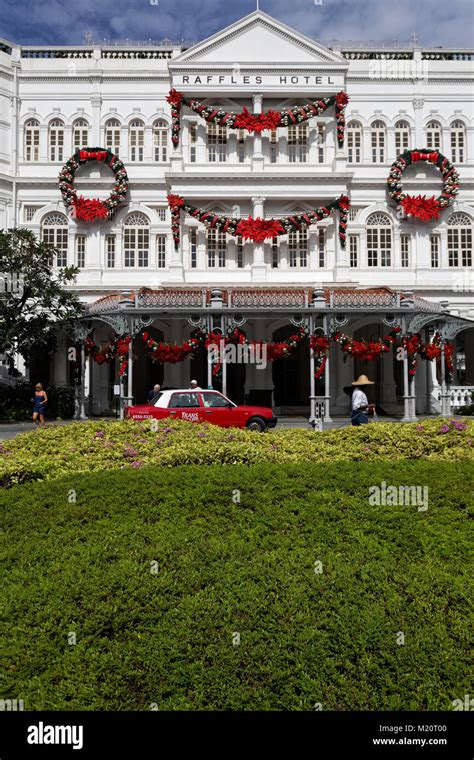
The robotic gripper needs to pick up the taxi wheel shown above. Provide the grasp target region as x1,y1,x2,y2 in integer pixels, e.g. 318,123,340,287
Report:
246,417,267,433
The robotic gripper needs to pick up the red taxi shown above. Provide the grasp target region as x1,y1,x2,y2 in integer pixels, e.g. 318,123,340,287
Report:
124,389,277,432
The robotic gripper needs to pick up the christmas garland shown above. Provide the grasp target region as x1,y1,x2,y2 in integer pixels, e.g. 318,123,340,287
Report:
387,150,460,222
85,334,131,376
309,334,330,380
402,332,454,379
141,331,204,364
333,328,401,362
166,89,349,148
59,148,129,222
141,326,308,378
136,328,455,385
167,194,350,248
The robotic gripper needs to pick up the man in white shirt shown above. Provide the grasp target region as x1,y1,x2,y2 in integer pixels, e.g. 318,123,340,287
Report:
351,375,376,426
189,379,202,390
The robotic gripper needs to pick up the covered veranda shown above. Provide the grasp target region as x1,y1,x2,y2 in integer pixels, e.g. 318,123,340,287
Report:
69,286,474,424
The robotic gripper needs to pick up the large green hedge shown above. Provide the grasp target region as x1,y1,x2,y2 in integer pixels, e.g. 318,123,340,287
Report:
2,461,472,710
0,416,472,488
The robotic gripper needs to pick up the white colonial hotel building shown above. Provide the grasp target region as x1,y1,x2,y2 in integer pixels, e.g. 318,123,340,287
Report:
0,11,473,418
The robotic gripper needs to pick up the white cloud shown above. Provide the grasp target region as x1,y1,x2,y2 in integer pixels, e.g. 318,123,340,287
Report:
2,0,473,47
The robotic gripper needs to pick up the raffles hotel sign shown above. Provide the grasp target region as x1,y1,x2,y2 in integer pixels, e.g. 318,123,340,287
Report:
172,73,346,89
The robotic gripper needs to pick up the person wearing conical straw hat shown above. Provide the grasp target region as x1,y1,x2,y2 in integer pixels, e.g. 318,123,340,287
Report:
351,375,376,426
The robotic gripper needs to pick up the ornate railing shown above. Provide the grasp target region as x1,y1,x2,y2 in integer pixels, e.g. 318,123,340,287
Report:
21,49,94,58
230,289,307,308
341,51,413,59
329,289,399,309
433,386,473,409
421,51,474,60
411,296,443,314
138,289,205,308
101,50,173,59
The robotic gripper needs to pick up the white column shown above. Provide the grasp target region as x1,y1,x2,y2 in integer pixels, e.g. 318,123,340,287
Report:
280,133,288,164
197,123,206,163
91,96,101,145
413,99,425,146
39,125,48,162
144,125,153,163
197,229,206,270
252,94,264,171
251,195,267,281
228,132,238,163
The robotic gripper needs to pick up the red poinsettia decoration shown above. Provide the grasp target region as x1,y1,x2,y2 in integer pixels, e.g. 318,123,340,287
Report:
72,196,109,222
166,88,184,106
116,337,131,357
309,335,330,354
236,217,285,243
400,195,441,221
337,195,351,211
422,344,442,361
167,194,185,211
335,91,350,107
234,107,281,134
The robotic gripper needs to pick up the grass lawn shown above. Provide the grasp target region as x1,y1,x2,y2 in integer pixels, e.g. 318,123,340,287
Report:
2,460,472,711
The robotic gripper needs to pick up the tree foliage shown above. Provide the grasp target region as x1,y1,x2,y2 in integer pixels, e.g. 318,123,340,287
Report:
0,228,84,372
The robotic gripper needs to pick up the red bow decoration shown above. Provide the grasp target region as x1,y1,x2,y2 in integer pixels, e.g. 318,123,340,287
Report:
72,196,109,222
234,107,281,134
235,217,285,243
166,88,184,106
410,151,439,164
400,195,440,221
79,150,107,162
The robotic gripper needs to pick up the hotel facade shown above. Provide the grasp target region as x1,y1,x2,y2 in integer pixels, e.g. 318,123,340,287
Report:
0,10,473,419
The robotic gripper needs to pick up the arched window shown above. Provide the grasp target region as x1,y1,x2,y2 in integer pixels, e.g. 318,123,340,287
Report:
105,119,121,155
42,213,68,267
288,124,308,163
208,123,227,163
347,121,362,163
367,212,392,266
24,119,40,162
129,120,144,162
371,121,386,163
73,119,89,151
153,119,168,163
49,119,64,162
450,121,466,163
123,213,149,267
447,213,472,267
426,120,442,151
395,120,410,154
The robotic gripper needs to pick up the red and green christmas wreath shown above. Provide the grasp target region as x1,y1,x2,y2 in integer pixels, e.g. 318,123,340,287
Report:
387,149,460,221
58,148,129,222
167,89,349,148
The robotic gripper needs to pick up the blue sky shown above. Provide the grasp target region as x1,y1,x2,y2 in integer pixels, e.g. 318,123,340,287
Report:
2,0,473,47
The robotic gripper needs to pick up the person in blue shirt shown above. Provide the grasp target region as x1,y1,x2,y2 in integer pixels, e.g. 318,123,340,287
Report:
31,383,48,427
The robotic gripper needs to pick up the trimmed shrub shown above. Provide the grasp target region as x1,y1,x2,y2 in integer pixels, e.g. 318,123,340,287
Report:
2,461,472,710
0,416,472,487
